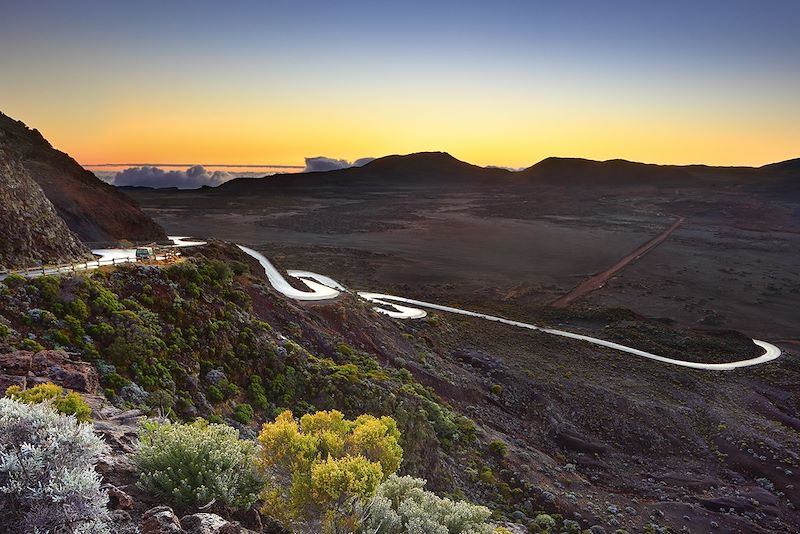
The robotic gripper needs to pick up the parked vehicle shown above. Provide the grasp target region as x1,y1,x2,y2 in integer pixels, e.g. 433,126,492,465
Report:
135,247,154,261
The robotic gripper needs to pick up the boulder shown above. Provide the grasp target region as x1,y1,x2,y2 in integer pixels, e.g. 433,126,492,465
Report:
110,510,139,534
0,373,24,395
0,349,98,393
181,513,242,534
142,506,186,534
104,484,135,510
142,506,185,534
91,400,146,489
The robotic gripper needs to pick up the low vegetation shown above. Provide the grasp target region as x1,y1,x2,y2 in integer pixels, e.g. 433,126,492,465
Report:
0,254,479,490
135,419,262,511
355,474,499,534
257,409,402,525
0,251,526,531
5,382,92,422
0,397,110,533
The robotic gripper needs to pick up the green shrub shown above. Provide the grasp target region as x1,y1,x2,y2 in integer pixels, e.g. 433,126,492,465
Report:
479,465,495,485
2,272,26,288
104,372,131,391
336,342,354,358
489,439,508,457
67,298,90,321
32,276,61,302
207,384,224,403
88,321,115,340
355,474,496,534
534,514,556,530
234,403,254,424
135,419,261,511
20,338,44,351
5,383,92,422
247,375,269,410
221,379,241,398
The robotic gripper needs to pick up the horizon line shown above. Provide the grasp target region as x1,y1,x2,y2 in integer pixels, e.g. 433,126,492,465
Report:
82,163,305,169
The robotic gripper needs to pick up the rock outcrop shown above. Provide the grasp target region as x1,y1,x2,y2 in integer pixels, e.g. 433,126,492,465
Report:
181,513,244,534
141,506,185,534
0,139,90,269
140,507,253,534
0,349,99,393
0,112,166,244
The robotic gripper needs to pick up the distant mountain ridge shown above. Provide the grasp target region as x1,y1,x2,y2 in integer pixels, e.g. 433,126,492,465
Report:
212,151,799,193
761,157,800,173
0,112,166,243
215,151,513,194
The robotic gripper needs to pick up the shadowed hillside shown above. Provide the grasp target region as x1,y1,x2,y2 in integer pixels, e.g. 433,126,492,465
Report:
0,134,90,269
0,112,166,243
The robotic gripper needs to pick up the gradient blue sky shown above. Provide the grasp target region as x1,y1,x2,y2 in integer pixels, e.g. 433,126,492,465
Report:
1,0,798,167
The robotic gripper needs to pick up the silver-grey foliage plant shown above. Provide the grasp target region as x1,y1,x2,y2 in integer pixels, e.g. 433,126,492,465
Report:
0,397,111,533
356,474,496,534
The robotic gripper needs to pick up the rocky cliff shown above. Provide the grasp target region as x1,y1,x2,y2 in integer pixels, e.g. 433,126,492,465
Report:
0,134,91,270
0,112,166,244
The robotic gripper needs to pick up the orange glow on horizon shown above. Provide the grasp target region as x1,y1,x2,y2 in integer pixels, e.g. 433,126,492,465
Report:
5,80,798,170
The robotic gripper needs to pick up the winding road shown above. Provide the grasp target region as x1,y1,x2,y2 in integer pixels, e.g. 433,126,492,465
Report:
234,244,781,371
1,237,781,371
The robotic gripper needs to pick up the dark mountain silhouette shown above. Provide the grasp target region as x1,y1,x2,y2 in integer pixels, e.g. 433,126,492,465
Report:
215,152,514,194
213,152,799,194
520,157,693,185
761,157,800,173
0,112,166,243
517,157,780,186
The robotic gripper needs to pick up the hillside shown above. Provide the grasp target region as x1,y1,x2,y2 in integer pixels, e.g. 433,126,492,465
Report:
521,157,702,186
0,132,90,269
761,157,800,174
518,156,800,189
1,242,798,533
0,112,166,243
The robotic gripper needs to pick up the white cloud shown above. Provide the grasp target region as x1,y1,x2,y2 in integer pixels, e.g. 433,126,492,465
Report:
110,165,232,189
485,165,525,172
303,156,375,173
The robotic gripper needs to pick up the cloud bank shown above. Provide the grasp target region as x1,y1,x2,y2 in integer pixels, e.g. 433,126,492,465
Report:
103,157,378,188
303,156,375,173
485,164,526,172
111,165,232,189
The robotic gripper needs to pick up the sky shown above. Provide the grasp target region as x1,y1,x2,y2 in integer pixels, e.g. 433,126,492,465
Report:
1,0,799,171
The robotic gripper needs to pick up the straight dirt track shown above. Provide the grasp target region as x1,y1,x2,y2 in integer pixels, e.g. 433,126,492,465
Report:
551,217,685,308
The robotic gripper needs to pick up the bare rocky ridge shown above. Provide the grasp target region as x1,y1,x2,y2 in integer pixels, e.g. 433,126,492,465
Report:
0,135,91,269
0,112,166,244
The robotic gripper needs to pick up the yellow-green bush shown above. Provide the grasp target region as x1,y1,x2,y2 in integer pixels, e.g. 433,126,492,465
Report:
5,383,91,422
310,455,383,504
257,409,402,523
